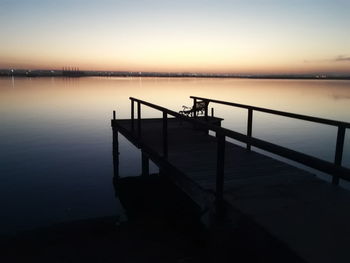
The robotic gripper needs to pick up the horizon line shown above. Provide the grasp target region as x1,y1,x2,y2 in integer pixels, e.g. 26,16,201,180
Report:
1,68,350,80
1,68,350,77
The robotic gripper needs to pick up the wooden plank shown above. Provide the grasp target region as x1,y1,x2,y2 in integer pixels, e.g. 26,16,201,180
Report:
112,117,350,263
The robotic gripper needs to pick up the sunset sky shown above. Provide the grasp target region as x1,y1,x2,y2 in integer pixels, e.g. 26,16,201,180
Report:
1,0,349,74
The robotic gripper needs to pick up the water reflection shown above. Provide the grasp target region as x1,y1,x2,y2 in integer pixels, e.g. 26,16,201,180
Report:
0,77,349,234
332,94,350,100
11,76,15,88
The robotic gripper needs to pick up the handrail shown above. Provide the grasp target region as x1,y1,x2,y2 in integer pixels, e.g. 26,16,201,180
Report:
129,97,349,180
190,96,350,128
190,95,349,185
126,96,349,203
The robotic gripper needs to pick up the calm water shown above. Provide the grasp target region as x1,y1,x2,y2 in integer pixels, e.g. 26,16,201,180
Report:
0,77,349,235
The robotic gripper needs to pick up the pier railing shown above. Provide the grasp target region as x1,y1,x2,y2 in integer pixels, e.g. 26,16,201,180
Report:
190,96,350,186
126,96,350,202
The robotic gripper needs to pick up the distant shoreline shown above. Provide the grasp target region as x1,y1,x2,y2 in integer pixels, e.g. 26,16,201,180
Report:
1,69,350,80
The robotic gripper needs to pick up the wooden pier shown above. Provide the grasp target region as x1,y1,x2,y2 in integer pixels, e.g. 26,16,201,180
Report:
111,96,350,263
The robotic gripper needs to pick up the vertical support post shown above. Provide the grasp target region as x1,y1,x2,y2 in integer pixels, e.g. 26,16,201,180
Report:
113,110,116,120
216,133,225,204
137,101,141,138
211,108,214,117
193,98,197,118
333,125,346,185
163,111,168,158
204,101,209,134
141,151,149,176
247,108,253,151
112,127,119,179
131,99,135,131
204,101,208,120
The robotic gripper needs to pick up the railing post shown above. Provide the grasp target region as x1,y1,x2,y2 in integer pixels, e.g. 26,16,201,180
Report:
137,101,141,137
113,110,116,120
131,99,135,131
193,98,197,118
247,108,253,150
204,100,208,120
163,111,168,158
216,132,225,204
333,125,346,185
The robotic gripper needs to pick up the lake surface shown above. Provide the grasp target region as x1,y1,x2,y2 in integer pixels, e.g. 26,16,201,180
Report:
0,77,349,235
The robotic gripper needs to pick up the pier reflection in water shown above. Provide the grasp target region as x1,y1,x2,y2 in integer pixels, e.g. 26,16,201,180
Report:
0,76,349,237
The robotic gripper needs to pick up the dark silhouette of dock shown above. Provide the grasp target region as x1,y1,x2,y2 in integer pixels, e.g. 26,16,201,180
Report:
111,96,350,263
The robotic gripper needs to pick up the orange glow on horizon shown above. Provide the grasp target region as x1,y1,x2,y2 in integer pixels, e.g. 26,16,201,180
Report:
1,1,349,75
1,49,350,75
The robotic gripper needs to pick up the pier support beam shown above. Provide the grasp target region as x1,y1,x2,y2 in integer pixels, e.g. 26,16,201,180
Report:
333,125,345,185
112,127,120,179
141,151,150,176
216,133,225,213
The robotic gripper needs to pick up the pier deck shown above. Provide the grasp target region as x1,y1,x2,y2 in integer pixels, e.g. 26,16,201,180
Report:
112,97,350,263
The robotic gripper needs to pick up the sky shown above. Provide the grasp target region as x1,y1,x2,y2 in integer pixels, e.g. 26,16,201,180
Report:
0,0,350,74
